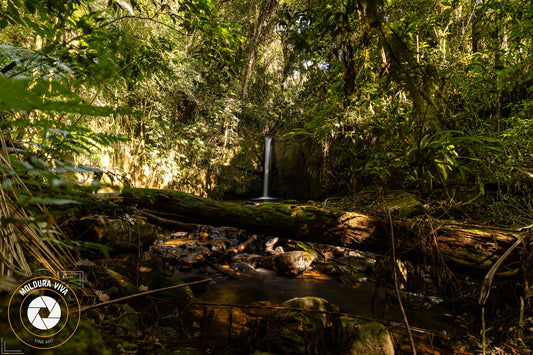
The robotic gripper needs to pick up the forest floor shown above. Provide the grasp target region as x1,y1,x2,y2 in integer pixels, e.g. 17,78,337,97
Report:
2,188,531,354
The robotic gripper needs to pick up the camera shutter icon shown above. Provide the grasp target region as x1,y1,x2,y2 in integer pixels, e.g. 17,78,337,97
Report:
27,296,62,330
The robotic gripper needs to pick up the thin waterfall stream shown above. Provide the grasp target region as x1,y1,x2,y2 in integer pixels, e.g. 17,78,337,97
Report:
256,136,277,200
262,136,272,198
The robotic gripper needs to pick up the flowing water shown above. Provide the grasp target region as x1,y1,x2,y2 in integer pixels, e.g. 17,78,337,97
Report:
153,208,469,353
262,137,272,198
175,261,464,353
254,136,277,201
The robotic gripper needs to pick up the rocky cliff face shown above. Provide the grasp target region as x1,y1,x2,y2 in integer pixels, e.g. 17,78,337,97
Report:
209,134,325,201
270,135,323,200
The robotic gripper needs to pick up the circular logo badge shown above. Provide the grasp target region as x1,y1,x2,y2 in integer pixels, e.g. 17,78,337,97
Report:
27,296,62,330
8,277,80,349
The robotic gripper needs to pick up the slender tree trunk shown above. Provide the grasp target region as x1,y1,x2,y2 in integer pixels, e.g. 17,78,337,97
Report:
361,0,438,129
241,0,278,102
241,4,260,101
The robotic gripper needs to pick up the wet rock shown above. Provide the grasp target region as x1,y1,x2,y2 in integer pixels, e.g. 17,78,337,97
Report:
232,253,263,267
340,317,395,355
231,261,256,272
265,237,279,254
278,296,340,326
257,250,316,276
274,246,285,254
241,297,394,354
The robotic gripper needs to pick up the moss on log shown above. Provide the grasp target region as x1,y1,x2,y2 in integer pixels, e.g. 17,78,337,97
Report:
120,188,521,275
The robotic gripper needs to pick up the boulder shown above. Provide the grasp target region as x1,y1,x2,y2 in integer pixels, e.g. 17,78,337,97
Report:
384,193,425,217
241,296,394,354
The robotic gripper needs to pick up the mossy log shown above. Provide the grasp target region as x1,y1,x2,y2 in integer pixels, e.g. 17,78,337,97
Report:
120,188,523,276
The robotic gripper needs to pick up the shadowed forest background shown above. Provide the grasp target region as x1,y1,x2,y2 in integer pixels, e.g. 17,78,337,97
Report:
1,0,533,353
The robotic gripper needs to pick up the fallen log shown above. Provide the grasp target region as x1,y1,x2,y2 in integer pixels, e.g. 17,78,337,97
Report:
120,188,525,276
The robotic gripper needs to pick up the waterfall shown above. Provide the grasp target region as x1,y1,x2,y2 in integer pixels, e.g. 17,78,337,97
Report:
262,137,273,198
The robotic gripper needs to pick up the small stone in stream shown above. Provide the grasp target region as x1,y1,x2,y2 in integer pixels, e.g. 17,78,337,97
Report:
206,226,222,236
265,237,279,254
211,241,227,252
329,246,346,257
257,250,316,276
241,201,259,206
169,231,188,238
231,261,255,272
232,253,262,267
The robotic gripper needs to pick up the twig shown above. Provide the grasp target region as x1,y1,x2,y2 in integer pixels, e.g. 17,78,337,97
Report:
224,234,258,257
389,208,417,355
481,306,486,355
445,222,531,233
479,237,522,305
77,278,212,313
134,208,199,232
205,261,243,282
478,235,522,355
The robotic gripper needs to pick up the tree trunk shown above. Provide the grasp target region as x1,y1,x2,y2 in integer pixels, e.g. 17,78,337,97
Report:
120,188,523,277
241,0,278,102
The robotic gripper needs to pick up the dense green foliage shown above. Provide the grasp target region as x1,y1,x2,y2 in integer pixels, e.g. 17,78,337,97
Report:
1,0,532,220
0,3,532,353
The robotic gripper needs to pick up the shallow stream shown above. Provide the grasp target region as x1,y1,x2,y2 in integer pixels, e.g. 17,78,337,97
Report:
153,229,469,353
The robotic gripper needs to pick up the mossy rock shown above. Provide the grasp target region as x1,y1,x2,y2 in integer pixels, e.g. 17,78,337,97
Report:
243,297,394,354
340,317,395,355
384,193,424,217
105,268,139,298
277,296,339,327
138,253,193,300
242,297,339,354
117,304,140,333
